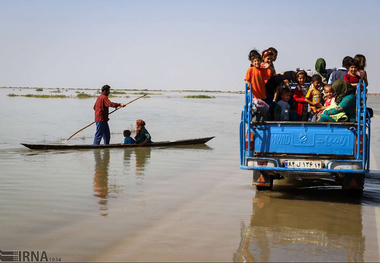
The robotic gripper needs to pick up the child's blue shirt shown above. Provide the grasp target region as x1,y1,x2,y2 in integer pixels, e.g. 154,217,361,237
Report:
124,137,136,144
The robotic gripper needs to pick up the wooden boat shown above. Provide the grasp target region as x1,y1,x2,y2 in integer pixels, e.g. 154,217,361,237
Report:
21,136,214,150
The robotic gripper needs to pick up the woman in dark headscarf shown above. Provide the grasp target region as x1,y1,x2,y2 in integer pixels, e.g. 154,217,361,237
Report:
315,58,335,84
318,79,356,122
135,119,152,146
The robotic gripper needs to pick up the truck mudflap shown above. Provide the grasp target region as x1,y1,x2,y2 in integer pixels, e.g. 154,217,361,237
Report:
252,170,273,191
341,173,364,190
252,170,270,186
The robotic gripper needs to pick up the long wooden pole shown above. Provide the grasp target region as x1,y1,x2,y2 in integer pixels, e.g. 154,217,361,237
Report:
66,94,147,142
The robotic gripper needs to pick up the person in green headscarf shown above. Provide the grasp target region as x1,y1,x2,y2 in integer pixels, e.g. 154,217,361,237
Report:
318,79,356,122
315,58,327,79
315,58,336,85
315,58,331,85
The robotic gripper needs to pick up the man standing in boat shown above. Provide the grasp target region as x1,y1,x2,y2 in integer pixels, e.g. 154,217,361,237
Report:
93,85,126,145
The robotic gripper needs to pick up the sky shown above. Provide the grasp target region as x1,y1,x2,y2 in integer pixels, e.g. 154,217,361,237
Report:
0,0,379,92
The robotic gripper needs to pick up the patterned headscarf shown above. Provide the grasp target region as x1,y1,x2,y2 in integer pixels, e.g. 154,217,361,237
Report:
135,119,146,140
332,79,354,104
262,49,274,58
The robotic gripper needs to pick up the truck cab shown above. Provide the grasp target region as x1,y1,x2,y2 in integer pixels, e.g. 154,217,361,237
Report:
239,81,370,197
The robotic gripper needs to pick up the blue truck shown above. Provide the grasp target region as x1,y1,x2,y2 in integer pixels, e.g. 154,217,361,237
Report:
239,81,370,197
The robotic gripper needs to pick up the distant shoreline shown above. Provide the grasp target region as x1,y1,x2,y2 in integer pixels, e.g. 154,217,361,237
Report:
2,86,379,95
0,86,242,94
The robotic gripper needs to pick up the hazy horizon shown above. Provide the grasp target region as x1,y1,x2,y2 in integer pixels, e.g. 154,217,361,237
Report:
1,0,379,92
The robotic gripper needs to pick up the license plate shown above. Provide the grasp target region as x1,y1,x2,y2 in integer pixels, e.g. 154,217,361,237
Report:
284,160,322,169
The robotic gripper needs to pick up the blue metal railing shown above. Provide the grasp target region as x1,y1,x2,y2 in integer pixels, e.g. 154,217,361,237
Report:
240,83,253,166
354,80,370,172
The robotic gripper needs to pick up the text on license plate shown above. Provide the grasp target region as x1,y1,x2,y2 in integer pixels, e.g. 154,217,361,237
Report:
284,160,322,169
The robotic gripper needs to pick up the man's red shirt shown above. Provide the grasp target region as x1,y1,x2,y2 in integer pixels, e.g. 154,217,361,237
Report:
93,94,120,122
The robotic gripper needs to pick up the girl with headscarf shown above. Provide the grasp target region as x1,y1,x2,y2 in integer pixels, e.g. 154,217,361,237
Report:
261,49,276,75
318,79,356,122
135,119,152,146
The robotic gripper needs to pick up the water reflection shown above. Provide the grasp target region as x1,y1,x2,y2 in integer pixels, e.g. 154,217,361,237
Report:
234,189,365,262
134,148,151,177
93,149,110,216
123,147,151,182
93,148,152,216
93,146,211,217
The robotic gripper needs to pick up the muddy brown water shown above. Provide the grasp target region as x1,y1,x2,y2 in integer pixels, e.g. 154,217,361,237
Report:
1,88,380,262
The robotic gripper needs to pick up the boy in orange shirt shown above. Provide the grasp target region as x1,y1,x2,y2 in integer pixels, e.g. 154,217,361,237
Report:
244,49,272,99
244,49,273,121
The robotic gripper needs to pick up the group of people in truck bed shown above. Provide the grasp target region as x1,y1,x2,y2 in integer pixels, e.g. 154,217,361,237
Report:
244,47,368,122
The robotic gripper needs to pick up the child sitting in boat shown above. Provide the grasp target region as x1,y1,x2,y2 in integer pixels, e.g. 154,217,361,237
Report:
135,119,152,146
123,130,135,144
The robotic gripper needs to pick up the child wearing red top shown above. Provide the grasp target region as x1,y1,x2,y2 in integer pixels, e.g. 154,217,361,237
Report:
323,85,335,107
343,58,360,87
260,49,276,76
317,84,335,119
292,71,314,121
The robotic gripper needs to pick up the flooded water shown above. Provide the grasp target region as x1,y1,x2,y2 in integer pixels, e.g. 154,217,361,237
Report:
1,87,380,262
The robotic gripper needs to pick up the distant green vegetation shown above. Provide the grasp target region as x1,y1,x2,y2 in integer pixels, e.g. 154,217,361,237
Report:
36,88,43,92
76,93,95,99
129,92,162,95
94,91,160,95
8,93,67,98
50,89,61,93
184,95,215,99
